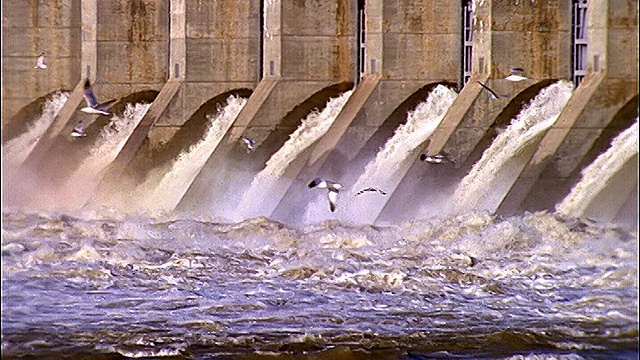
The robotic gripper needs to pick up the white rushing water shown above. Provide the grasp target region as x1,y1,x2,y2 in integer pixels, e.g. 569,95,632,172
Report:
452,80,574,213
64,102,151,209
233,90,353,221
303,85,458,225
135,95,247,214
556,119,639,219
2,91,70,166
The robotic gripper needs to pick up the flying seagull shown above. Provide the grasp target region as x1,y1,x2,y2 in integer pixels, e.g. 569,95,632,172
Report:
71,121,87,138
420,152,455,164
240,136,256,151
34,53,47,70
308,178,343,212
505,68,528,82
477,81,508,100
355,187,387,196
81,79,116,115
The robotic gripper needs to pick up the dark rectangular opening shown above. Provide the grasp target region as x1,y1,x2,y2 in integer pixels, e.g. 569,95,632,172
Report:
571,0,588,86
356,0,366,83
460,0,473,88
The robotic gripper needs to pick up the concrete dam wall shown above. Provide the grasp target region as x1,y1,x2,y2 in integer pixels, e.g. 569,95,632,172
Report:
2,0,638,227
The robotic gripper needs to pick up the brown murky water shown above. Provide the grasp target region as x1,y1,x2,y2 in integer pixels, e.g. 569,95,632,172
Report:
2,210,637,359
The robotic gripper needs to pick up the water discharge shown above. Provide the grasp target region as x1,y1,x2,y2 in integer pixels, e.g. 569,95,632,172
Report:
556,119,639,219
64,102,151,210
132,95,247,215
453,80,574,213
233,91,353,221
305,85,458,225
2,91,70,167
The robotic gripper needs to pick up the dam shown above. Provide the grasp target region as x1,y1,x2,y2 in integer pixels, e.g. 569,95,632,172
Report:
2,0,638,227
2,2,639,359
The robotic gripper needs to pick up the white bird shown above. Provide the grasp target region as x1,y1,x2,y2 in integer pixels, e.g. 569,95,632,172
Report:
505,68,528,82
355,187,387,196
71,121,87,138
308,178,343,212
420,152,455,164
81,79,116,115
240,136,256,151
477,81,509,100
34,53,47,69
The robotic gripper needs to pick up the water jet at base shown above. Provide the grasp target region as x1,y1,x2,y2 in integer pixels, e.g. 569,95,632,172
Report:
452,80,574,213
233,91,353,222
556,119,638,222
2,91,70,167
132,95,247,215
304,84,458,225
63,102,152,211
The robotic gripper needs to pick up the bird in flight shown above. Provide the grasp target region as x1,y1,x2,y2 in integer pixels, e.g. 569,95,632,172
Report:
71,121,87,137
308,178,343,212
81,79,116,116
240,136,256,151
477,81,508,100
34,53,47,70
420,152,455,164
505,68,528,82
354,187,387,196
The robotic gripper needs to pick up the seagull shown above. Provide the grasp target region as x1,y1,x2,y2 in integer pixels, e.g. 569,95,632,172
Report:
505,68,528,82
81,79,116,115
355,187,387,196
34,53,47,69
71,121,87,137
420,152,455,164
240,136,256,151
308,178,343,212
477,81,508,100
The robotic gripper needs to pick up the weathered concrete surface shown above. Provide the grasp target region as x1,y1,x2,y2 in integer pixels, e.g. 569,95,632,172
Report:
497,0,638,215
2,0,81,122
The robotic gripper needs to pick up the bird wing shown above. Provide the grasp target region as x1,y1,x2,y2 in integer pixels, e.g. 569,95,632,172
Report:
477,81,499,99
308,178,327,189
96,99,116,110
83,86,98,108
327,190,339,212
37,56,46,67
355,188,386,196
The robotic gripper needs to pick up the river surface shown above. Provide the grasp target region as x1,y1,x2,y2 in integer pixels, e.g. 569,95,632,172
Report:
1,210,637,359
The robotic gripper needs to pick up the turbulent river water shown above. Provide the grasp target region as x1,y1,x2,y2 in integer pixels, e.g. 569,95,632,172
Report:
2,209,637,359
